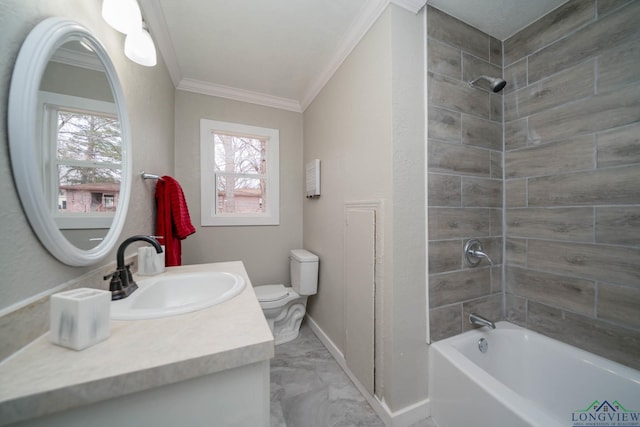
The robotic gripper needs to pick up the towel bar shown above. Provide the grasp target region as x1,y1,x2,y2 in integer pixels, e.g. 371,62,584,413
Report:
140,171,163,181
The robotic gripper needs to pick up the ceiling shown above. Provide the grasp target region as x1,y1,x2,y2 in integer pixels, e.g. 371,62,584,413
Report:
427,0,569,40
139,0,568,113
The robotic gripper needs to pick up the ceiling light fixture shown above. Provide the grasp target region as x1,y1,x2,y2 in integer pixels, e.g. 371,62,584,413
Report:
101,0,141,35
124,24,157,67
102,0,157,67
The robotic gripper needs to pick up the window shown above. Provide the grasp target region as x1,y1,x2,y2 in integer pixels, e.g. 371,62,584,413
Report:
200,119,279,226
39,91,121,229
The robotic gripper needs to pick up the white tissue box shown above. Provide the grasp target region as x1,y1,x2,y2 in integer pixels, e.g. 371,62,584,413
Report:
50,288,111,350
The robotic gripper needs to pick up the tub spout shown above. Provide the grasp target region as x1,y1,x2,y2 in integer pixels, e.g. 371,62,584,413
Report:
469,313,496,329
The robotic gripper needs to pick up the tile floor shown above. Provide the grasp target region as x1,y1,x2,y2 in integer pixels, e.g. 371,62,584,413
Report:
270,322,438,427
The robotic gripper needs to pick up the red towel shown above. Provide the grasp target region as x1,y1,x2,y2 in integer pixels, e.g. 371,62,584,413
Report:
155,176,196,266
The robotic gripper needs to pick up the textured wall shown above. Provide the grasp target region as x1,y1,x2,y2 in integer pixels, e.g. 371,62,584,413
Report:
426,5,504,341
304,5,427,412
174,91,303,286
0,0,175,358
503,0,640,369
304,4,393,372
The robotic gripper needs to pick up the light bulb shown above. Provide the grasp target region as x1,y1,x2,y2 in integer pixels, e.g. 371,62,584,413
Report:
102,0,142,34
124,28,157,67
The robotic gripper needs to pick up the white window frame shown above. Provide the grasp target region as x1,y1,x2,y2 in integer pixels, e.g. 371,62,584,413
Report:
38,91,120,229
200,119,279,226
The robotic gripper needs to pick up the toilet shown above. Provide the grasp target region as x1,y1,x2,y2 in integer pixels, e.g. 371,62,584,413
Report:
254,249,319,345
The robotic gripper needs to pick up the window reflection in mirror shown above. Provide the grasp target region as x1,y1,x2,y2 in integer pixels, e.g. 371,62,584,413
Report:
38,40,121,249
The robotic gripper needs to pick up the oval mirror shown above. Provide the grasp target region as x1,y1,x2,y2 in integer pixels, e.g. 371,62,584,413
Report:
8,18,132,266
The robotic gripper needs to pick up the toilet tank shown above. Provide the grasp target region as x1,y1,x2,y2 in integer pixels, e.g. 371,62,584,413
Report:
289,249,319,296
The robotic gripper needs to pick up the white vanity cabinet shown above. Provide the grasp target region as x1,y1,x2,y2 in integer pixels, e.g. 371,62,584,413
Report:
0,262,274,427
13,361,270,427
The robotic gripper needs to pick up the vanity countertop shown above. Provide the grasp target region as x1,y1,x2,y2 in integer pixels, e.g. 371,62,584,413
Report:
0,261,274,426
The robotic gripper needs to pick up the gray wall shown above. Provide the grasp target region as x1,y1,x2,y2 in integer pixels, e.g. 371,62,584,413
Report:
173,91,304,285
503,0,640,370
304,5,427,413
0,0,175,357
41,61,114,102
426,5,504,341
304,5,393,365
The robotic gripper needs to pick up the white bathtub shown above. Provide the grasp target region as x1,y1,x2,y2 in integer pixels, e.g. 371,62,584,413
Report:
429,321,640,427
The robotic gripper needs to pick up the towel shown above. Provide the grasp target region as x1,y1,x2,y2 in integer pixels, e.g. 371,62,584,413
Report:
155,176,196,266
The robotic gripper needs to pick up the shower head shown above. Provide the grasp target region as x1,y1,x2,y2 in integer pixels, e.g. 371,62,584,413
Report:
469,75,507,93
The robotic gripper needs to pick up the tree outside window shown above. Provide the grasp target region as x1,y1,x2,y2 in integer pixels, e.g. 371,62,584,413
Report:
200,119,279,226
214,132,267,214
55,109,122,214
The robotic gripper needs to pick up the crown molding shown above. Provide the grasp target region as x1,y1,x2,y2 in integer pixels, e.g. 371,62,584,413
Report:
138,0,182,86
50,47,104,72
141,0,426,113
391,0,427,14
300,0,426,111
177,78,302,113
300,0,389,111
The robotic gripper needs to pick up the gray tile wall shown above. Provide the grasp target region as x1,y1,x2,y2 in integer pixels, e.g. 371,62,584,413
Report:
428,0,640,370
427,5,503,341
503,0,640,369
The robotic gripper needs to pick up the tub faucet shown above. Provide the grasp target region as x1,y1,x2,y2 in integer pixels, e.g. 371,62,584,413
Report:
104,235,163,300
469,313,496,329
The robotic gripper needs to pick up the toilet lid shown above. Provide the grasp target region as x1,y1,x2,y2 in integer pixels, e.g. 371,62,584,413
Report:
255,284,290,302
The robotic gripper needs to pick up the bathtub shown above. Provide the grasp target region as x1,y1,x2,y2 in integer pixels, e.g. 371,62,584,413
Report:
429,321,640,427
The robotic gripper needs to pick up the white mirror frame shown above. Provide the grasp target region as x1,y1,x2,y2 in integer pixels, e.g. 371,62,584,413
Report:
8,17,132,266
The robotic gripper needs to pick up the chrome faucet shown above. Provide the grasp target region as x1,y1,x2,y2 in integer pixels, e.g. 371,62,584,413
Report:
104,235,163,300
469,312,496,329
464,239,494,267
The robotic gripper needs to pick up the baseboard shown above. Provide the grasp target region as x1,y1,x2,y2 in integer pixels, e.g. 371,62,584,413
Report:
381,397,431,427
305,316,431,427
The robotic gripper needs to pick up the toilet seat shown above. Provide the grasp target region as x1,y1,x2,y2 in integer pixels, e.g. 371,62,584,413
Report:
255,284,301,310
255,284,290,302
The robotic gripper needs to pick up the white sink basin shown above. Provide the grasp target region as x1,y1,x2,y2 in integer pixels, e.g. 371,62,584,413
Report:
111,271,246,320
